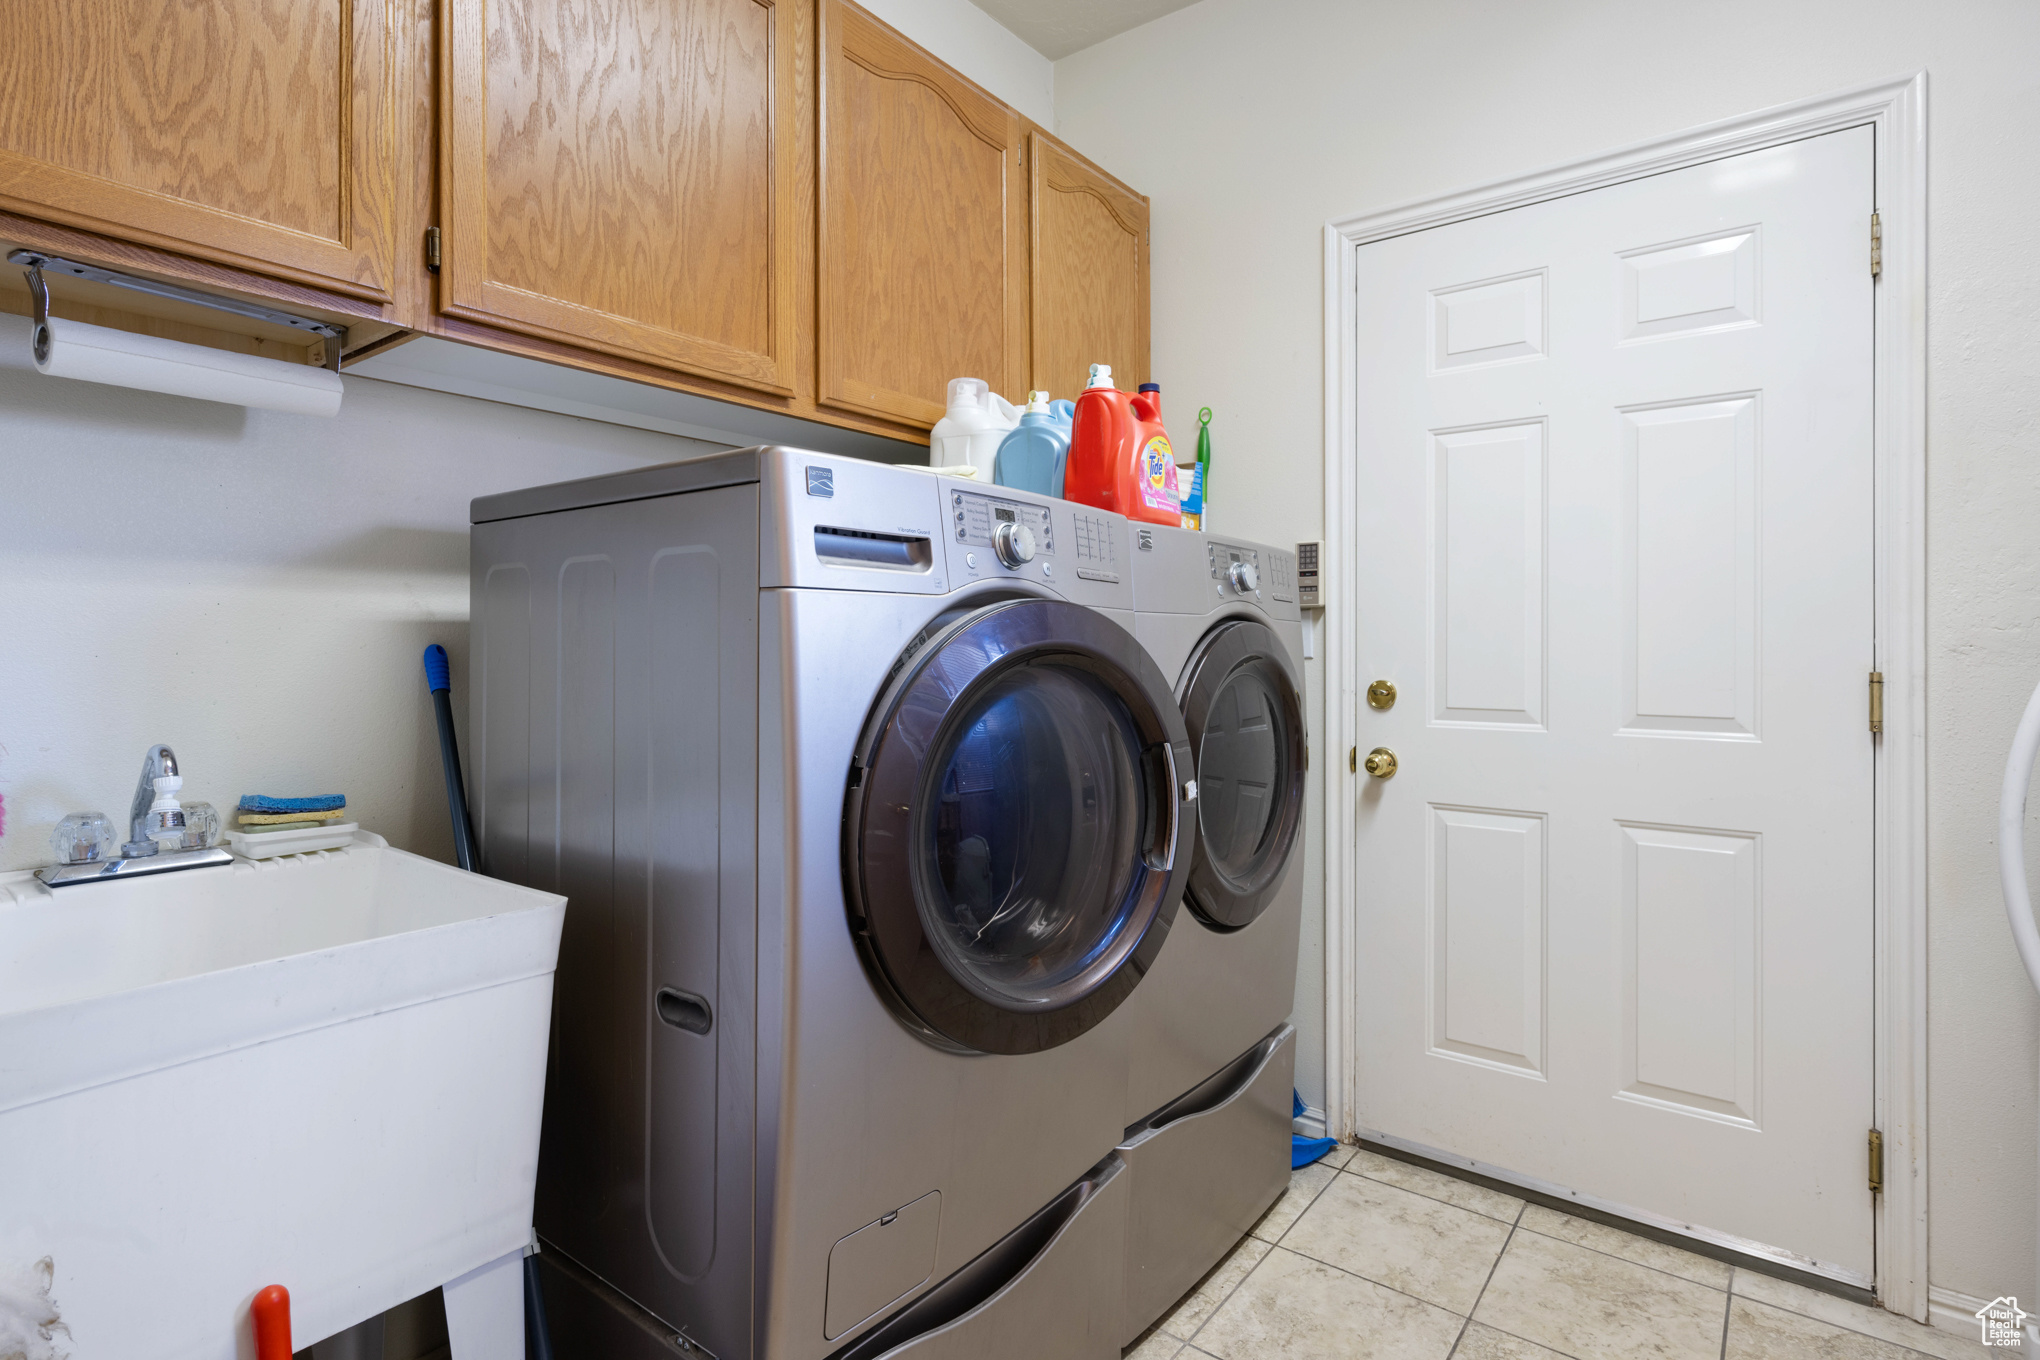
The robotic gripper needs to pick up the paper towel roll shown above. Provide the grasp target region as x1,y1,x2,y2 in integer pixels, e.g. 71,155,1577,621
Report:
25,313,344,416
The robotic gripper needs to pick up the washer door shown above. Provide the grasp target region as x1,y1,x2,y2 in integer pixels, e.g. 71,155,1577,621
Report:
1180,619,1306,930
846,598,1193,1055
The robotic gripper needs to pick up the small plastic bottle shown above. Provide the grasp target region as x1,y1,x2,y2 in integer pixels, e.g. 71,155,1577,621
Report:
993,391,1071,497
929,377,1019,476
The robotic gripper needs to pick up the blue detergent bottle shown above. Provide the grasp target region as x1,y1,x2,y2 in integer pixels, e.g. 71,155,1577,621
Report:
993,390,1072,497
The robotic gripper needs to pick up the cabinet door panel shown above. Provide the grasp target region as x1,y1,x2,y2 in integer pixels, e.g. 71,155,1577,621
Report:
0,0,398,301
1030,132,1148,405
443,0,799,395
819,0,1024,429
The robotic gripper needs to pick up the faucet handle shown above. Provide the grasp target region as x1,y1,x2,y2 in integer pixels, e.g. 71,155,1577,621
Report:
53,812,116,865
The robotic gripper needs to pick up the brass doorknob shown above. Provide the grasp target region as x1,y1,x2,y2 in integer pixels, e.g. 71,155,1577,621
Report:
1363,747,1398,779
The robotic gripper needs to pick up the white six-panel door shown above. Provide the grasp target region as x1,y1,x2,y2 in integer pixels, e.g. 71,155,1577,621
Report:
1350,126,1876,1280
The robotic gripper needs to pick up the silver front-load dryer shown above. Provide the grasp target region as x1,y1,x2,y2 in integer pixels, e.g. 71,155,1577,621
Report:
1116,524,1308,1344
469,448,1192,1360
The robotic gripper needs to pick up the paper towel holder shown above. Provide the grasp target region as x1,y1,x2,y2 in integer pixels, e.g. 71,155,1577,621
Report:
10,249,349,372
23,260,51,365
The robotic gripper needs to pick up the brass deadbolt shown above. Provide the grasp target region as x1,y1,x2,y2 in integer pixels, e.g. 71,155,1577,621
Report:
1363,747,1398,779
1367,679,1397,710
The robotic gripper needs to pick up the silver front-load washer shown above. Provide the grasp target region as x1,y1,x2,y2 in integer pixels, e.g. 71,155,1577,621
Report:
1116,524,1308,1344
469,448,1192,1360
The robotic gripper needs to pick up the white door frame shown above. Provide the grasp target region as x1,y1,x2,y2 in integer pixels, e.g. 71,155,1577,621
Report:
1320,73,1928,1317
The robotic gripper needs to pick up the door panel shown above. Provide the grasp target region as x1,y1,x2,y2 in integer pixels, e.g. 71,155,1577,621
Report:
1351,127,1875,1280
0,0,398,300
819,0,1024,427
1430,805,1545,1075
1431,421,1545,728
1028,131,1148,404
442,0,800,393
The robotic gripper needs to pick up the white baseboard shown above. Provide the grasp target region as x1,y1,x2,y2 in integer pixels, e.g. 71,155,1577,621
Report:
1929,1284,2039,1346
1293,1104,1328,1140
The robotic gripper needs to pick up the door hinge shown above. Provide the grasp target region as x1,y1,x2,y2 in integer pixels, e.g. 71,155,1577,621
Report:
1868,1127,1884,1195
1868,671,1884,734
1870,212,1882,280
425,226,442,274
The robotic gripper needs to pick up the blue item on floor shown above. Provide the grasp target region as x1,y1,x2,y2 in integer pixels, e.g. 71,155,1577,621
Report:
238,793,346,814
1291,1089,1336,1168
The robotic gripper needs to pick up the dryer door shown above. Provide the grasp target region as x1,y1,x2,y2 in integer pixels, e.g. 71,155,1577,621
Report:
1180,619,1306,930
846,598,1193,1055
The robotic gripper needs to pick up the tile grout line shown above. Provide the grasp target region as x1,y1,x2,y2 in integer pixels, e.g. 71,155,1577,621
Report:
1178,1167,1345,1347
1342,1159,1893,1308
1720,1266,1735,1360
1508,1222,1731,1292
1343,1161,1735,1295
1730,1289,1956,1360
1445,1198,1526,1359
1271,1239,1503,1320
1338,1161,1527,1224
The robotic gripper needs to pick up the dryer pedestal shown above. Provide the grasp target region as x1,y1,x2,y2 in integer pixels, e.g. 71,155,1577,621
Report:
1116,1024,1295,1345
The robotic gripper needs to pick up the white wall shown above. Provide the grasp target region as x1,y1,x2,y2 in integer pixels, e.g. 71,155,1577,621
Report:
1055,0,2040,1308
0,368,718,874
860,0,1054,124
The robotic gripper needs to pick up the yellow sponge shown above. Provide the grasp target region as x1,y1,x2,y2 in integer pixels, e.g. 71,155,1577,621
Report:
238,808,347,825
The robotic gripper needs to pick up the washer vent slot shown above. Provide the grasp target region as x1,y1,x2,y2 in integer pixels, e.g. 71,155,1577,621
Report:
815,526,932,571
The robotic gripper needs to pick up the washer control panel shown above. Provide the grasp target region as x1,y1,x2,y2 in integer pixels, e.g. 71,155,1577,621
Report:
938,478,1130,607
953,490,1055,557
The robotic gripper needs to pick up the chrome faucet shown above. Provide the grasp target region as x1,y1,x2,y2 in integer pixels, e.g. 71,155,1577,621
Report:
35,742,232,888
123,743,181,858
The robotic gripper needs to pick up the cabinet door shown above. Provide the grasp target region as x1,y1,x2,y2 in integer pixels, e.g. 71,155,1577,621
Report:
0,0,399,302
1029,132,1149,405
442,0,800,396
819,0,1025,428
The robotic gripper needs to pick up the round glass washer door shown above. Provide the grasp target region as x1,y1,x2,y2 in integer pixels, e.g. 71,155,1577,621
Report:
1179,619,1306,930
845,597,1193,1055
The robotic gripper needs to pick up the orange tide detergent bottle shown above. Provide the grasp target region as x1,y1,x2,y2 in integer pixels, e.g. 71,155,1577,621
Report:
1065,364,1180,524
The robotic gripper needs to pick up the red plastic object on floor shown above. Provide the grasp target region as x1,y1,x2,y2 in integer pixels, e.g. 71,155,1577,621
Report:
1065,364,1180,525
252,1284,292,1360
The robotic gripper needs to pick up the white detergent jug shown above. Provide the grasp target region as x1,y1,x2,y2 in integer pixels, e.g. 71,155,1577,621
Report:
930,377,1020,477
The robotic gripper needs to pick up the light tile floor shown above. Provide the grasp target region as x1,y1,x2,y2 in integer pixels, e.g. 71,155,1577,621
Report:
1127,1145,1991,1360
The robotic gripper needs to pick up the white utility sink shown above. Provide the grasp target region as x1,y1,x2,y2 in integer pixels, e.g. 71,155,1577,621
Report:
0,832,565,1360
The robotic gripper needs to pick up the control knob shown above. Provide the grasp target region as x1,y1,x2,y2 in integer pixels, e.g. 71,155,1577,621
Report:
993,521,1037,569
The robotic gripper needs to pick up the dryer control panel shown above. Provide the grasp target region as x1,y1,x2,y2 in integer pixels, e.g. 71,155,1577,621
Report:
1208,541,1297,603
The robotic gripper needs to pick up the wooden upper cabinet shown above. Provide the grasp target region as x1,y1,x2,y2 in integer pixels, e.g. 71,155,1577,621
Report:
0,0,399,302
1028,131,1149,405
441,0,800,396
819,0,1025,428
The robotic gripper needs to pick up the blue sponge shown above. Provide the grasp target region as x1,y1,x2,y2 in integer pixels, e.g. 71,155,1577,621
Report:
239,794,346,814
